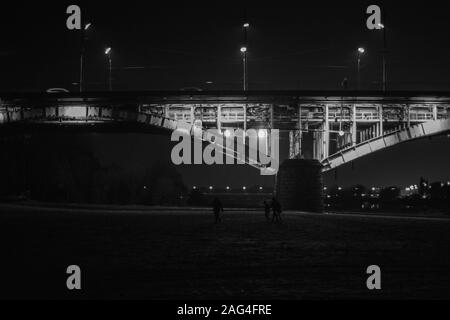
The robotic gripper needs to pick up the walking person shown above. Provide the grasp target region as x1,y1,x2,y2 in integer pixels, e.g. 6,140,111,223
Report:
271,197,282,223
212,197,224,223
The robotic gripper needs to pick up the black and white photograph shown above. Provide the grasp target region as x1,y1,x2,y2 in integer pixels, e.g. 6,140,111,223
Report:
0,0,449,309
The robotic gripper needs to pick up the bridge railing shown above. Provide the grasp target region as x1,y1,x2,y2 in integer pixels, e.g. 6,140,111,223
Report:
322,118,450,171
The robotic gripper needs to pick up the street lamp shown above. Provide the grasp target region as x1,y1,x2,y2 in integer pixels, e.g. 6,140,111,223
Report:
241,22,249,91
79,22,92,92
377,22,387,92
357,47,365,90
240,46,248,91
105,47,112,91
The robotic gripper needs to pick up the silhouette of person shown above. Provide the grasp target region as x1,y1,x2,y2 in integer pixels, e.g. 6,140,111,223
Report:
341,77,348,90
212,197,224,223
271,197,282,223
263,200,271,221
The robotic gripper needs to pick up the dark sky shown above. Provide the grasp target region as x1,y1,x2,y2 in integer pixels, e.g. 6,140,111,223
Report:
1,1,449,188
2,1,450,91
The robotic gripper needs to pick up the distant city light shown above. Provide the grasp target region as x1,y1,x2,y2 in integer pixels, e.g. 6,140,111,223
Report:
226,186,230,190
358,47,365,54
259,186,263,190
193,186,197,190
209,186,213,190
243,22,250,28
240,46,247,53
323,186,327,190
143,186,147,190
105,47,111,55
242,186,246,190
338,187,342,191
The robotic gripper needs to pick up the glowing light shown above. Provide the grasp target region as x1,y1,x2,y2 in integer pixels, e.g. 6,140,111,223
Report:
338,130,345,137
258,129,267,138
209,186,213,190
243,23,250,28
240,46,247,53
223,129,231,138
105,47,111,55
358,47,365,54
242,186,246,190
84,23,92,30
226,186,230,190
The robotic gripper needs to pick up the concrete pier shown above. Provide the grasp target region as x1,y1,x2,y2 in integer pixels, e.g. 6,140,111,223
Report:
276,159,324,212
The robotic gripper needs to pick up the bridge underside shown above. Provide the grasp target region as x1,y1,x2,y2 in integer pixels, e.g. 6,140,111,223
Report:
1,91,450,172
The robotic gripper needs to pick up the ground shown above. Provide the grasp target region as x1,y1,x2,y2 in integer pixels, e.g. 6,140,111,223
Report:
1,203,449,299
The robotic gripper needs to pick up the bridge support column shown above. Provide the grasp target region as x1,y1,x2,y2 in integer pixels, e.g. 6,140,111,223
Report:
276,159,324,212
190,106,195,124
243,104,247,132
379,105,383,136
351,105,357,145
406,105,411,128
323,106,329,159
289,130,301,159
217,105,222,131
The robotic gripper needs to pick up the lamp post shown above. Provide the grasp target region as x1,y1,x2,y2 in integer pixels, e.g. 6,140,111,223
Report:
357,47,365,90
242,22,249,91
79,22,91,92
105,47,112,91
240,46,248,91
378,23,387,92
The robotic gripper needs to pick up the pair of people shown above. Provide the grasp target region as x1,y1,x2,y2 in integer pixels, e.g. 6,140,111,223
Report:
264,197,282,222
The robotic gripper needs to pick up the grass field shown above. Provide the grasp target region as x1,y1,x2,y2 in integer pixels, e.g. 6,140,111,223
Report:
1,204,449,299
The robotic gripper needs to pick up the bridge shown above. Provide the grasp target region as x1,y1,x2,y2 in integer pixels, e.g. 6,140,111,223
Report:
1,91,449,170
2,91,450,211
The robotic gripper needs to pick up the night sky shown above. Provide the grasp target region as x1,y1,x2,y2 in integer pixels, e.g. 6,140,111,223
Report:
1,1,449,188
